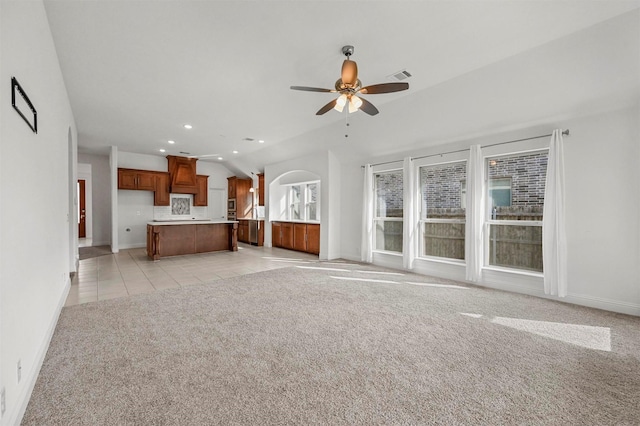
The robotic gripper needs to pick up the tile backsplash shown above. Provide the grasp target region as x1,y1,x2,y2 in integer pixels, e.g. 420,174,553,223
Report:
153,194,209,220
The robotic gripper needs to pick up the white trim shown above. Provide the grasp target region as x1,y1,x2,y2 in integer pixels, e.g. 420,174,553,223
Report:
487,220,542,227
10,277,71,425
416,255,465,267
482,265,544,278
372,251,403,270
118,242,147,250
564,293,640,317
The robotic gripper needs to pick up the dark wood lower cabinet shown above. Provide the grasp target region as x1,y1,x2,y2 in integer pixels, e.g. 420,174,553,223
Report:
272,221,319,255
306,224,320,255
281,223,294,250
147,222,238,260
293,223,307,252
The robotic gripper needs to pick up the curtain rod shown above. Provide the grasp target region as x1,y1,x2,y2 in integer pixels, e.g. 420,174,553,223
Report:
361,129,570,168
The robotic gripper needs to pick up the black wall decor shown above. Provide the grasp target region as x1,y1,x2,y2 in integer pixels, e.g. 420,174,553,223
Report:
11,77,37,133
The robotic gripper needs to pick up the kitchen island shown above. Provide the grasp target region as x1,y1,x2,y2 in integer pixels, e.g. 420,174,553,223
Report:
146,220,238,260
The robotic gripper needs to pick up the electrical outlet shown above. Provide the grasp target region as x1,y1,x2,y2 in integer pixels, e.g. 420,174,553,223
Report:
1,387,6,416
17,360,22,383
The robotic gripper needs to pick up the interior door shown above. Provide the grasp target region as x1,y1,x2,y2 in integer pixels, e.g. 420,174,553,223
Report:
78,179,86,238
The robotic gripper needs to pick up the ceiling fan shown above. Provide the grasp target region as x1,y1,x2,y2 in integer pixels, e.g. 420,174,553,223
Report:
290,45,409,116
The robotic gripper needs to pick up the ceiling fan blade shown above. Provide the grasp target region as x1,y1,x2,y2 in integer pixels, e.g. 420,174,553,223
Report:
359,82,409,95
290,86,335,93
358,97,379,116
341,59,358,86
316,99,338,115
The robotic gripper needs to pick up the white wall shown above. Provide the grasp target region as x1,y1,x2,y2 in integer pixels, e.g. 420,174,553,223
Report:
340,106,640,315
562,107,639,313
0,1,77,424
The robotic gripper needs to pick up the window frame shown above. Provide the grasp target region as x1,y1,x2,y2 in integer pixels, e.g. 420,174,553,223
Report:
417,159,467,263
284,180,320,223
483,148,548,274
372,168,404,254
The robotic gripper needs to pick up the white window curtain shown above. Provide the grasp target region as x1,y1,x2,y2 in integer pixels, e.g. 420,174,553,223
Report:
543,129,568,297
361,164,374,263
465,145,484,282
402,157,416,269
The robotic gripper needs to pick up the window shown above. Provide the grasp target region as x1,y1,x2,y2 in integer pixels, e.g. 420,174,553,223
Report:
289,185,301,220
306,183,318,221
462,178,511,210
286,181,320,222
419,161,466,260
374,170,403,253
485,151,548,272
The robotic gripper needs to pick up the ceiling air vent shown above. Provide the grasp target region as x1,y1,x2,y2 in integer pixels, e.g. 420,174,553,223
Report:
387,69,412,81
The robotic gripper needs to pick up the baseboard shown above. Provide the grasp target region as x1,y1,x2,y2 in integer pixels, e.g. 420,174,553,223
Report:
117,242,146,250
9,276,70,425
564,293,640,317
340,254,362,263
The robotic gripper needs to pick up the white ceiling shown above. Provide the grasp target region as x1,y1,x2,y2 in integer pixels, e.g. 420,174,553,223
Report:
44,0,640,172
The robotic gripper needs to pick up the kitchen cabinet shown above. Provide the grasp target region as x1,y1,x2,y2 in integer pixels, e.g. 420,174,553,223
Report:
293,223,307,252
147,221,238,260
154,172,170,206
194,175,208,206
272,222,319,254
238,220,249,243
257,173,265,206
238,219,264,246
227,176,253,219
306,223,320,254
167,155,198,194
272,222,294,250
227,177,237,199
118,168,156,191
272,222,281,247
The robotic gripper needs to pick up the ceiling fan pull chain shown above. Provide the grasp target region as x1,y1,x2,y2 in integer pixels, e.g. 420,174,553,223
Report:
345,109,350,138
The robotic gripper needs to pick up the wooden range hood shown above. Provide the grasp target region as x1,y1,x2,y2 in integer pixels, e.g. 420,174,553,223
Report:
166,155,198,194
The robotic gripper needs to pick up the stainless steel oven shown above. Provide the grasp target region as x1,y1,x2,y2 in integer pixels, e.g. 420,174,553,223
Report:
227,198,236,212
227,211,236,220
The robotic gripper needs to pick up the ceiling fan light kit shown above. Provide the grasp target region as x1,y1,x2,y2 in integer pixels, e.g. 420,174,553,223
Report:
291,45,409,116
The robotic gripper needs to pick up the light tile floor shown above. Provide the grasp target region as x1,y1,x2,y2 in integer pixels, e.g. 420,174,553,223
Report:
66,244,320,306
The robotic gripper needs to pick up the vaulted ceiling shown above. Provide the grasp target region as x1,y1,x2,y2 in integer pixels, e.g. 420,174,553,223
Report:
44,1,640,172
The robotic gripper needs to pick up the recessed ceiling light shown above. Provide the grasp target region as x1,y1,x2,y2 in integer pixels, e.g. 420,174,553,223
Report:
159,149,166,153
233,150,238,154
258,139,265,144
168,140,175,144
183,124,192,129
217,157,223,160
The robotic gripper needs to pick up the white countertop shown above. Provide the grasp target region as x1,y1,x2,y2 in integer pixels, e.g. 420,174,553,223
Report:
148,220,237,226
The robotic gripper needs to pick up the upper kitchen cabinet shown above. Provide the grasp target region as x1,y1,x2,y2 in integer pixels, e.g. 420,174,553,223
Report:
167,155,198,194
228,176,253,218
258,173,264,206
154,172,170,206
194,175,209,206
227,176,237,199
118,168,156,191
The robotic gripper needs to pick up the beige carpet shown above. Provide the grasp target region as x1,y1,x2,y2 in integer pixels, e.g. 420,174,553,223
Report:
23,262,640,425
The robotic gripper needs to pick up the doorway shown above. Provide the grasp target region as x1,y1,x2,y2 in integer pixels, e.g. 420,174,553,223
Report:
78,179,86,238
